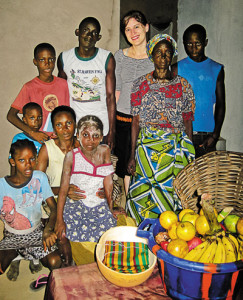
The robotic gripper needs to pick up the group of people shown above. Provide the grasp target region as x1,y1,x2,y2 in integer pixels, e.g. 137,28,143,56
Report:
0,9,225,288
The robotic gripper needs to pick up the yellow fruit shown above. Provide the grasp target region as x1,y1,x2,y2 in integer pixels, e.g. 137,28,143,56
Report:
195,215,210,235
236,217,243,235
168,222,180,240
167,239,189,258
159,211,178,230
179,209,195,221
181,212,199,226
200,208,218,217
176,221,196,241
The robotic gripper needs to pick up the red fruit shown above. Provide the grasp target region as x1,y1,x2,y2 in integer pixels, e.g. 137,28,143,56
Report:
220,223,227,231
160,241,169,251
187,236,202,251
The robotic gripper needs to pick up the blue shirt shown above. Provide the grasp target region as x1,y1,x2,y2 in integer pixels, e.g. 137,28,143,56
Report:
0,171,53,230
178,57,223,132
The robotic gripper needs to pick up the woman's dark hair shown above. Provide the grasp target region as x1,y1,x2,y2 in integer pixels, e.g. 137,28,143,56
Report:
120,10,148,34
51,105,76,126
77,115,103,136
10,139,37,159
183,24,207,42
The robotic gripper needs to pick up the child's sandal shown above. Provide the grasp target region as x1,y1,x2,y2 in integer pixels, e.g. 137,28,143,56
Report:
29,273,49,291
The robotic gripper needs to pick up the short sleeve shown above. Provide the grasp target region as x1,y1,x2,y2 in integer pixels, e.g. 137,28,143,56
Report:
11,84,30,113
180,77,195,121
114,50,123,91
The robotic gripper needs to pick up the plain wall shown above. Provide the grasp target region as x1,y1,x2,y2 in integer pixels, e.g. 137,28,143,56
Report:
178,0,243,152
0,0,120,177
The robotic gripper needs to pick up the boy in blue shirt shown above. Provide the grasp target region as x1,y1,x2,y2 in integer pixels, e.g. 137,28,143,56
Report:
172,24,225,157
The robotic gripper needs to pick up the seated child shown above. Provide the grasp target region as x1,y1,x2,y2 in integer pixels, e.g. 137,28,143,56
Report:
55,115,120,265
7,42,69,143
7,102,44,280
0,140,62,281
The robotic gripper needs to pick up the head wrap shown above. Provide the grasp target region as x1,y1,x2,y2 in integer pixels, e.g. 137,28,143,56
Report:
146,34,178,62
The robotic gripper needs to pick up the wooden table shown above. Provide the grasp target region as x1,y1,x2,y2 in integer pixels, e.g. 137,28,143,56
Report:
44,262,172,300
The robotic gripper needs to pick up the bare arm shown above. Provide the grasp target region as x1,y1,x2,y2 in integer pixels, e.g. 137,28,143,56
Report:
184,119,193,141
43,196,58,251
115,91,120,104
203,67,225,148
127,115,140,176
57,54,67,80
104,54,116,150
54,152,73,239
7,107,48,144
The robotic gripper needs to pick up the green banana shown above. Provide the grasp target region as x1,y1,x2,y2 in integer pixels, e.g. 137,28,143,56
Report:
184,240,210,262
222,236,237,263
199,240,217,263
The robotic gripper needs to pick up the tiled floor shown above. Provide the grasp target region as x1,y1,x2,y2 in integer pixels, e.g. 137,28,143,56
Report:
0,260,49,300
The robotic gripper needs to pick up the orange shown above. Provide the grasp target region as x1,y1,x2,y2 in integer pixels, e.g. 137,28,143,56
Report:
159,211,178,230
167,239,189,258
176,221,196,241
237,218,243,235
181,212,199,226
195,215,210,235
179,209,195,221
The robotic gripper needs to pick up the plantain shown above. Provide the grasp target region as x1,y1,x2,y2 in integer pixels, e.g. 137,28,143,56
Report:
228,234,239,252
198,240,217,263
213,238,225,263
222,236,237,263
200,193,222,235
237,235,243,260
184,240,210,262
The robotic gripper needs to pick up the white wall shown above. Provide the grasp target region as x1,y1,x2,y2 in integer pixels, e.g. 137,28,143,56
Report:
178,0,243,152
0,0,120,177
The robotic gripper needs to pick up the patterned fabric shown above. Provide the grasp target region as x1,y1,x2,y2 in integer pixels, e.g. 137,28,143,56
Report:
146,34,178,62
126,127,195,225
103,241,149,273
131,73,195,133
0,222,56,260
63,148,117,243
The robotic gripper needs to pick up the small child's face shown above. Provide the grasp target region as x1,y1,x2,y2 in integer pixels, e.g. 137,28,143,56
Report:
23,108,42,132
77,21,101,50
53,112,76,139
10,147,36,179
77,125,103,152
183,32,207,62
33,49,56,77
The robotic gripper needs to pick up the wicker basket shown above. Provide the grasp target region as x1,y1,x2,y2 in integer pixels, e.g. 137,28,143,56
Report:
174,151,243,217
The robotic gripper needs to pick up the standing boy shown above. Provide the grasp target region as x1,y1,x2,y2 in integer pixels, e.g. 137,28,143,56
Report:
7,43,70,143
57,17,116,150
172,24,225,157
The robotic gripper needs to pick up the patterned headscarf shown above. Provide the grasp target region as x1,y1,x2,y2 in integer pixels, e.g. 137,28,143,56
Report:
146,34,178,62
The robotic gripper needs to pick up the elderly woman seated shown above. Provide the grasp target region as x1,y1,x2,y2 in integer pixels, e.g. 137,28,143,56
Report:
126,34,196,225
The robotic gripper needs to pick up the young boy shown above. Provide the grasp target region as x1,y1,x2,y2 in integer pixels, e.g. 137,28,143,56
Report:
172,24,225,157
11,103,43,154
57,17,116,150
7,43,70,143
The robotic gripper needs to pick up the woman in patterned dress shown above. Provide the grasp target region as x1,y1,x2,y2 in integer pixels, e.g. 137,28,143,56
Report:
126,34,196,225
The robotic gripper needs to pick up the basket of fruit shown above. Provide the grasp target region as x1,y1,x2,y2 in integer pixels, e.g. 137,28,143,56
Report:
137,151,243,299
173,151,243,217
